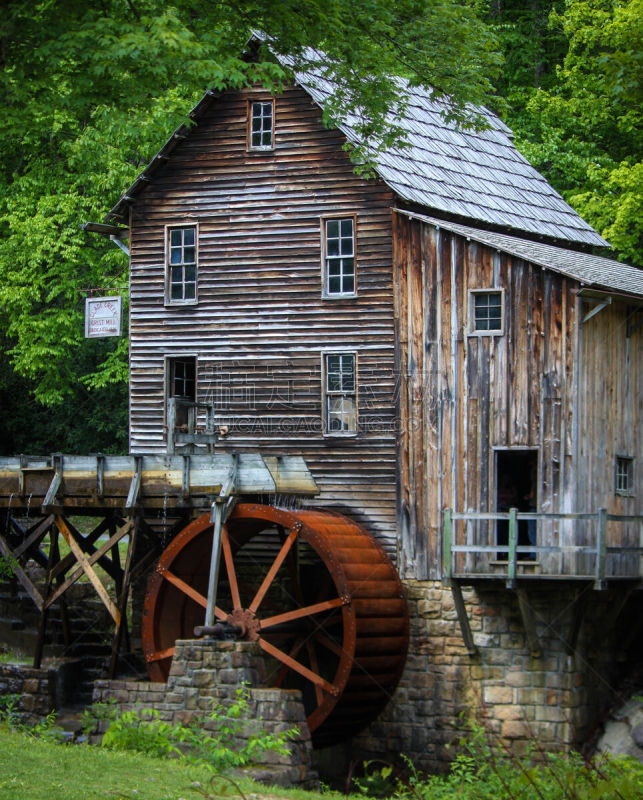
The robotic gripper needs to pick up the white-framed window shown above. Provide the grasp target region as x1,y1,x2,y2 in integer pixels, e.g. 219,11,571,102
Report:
322,217,356,297
615,456,634,496
322,351,357,435
248,99,274,150
469,289,504,335
166,225,197,304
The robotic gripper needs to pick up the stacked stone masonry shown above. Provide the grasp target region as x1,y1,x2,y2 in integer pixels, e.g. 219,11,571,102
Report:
93,640,318,787
0,664,55,724
353,580,640,773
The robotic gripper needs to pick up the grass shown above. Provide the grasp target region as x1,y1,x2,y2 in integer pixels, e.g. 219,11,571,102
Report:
0,727,339,800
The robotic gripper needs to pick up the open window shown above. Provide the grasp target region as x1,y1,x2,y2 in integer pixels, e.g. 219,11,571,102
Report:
323,352,357,435
166,356,196,432
248,99,274,150
495,449,538,560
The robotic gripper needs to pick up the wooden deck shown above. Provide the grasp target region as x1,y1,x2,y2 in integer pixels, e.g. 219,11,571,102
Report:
443,509,642,588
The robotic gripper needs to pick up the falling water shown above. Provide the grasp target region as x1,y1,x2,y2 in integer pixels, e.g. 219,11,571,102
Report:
5,493,13,532
26,493,32,521
161,493,168,548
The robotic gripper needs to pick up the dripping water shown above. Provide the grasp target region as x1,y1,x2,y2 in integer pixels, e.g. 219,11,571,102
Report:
26,493,32,522
5,493,13,533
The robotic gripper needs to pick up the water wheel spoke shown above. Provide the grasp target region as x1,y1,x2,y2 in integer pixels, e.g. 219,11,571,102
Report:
271,635,307,688
259,637,335,695
158,567,226,619
260,596,346,631
248,527,298,614
221,528,242,611
146,645,175,663
315,631,344,658
306,640,324,707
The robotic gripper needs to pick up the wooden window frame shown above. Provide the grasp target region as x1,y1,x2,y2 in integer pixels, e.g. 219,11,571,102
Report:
247,98,275,151
321,349,358,437
321,215,357,299
165,223,198,306
164,354,198,434
615,456,635,496
468,288,504,336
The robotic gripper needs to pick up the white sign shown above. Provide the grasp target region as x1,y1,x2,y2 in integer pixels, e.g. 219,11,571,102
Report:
85,296,123,338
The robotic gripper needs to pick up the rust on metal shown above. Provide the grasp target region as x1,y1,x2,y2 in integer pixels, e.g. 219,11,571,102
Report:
142,503,409,746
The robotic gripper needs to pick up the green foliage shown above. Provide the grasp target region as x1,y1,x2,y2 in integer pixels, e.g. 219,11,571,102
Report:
490,0,642,265
353,761,396,797
0,0,501,425
0,694,22,727
101,686,297,773
391,724,643,800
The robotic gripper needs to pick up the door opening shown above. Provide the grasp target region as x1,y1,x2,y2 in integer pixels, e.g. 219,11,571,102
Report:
496,450,538,561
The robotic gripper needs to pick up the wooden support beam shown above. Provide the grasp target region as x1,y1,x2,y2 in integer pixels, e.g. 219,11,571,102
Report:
442,509,452,584
42,456,63,510
49,517,111,580
12,514,55,559
565,590,587,655
450,580,478,656
594,508,607,590
125,456,142,513
0,531,43,610
109,524,137,678
55,516,121,625
44,520,133,609
516,587,542,658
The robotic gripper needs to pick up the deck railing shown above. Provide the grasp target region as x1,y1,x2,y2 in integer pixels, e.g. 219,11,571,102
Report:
443,508,642,587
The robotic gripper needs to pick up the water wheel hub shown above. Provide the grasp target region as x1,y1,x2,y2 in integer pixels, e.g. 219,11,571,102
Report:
226,607,260,641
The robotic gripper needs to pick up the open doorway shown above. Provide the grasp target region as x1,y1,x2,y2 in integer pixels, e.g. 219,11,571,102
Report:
496,449,538,561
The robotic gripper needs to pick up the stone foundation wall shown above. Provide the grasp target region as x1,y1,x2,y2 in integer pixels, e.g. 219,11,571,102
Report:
93,640,317,787
0,663,55,724
352,580,640,773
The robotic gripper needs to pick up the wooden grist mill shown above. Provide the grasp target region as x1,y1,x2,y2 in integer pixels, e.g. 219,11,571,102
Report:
0,453,409,745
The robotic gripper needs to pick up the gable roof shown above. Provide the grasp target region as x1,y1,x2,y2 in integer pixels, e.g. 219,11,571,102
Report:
109,64,607,249
397,209,643,298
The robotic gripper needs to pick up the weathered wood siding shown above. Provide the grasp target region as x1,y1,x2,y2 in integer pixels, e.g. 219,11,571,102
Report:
128,86,398,553
394,215,641,579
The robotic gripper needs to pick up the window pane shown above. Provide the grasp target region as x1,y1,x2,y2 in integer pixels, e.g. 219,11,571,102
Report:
170,247,182,264
340,236,353,255
342,257,354,276
474,292,502,331
261,131,271,146
171,266,182,284
184,283,195,300
183,246,195,263
327,238,339,256
342,274,355,293
328,261,340,276
340,219,353,237
326,220,339,238
184,265,195,282
170,230,181,246
328,276,341,294
171,283,182,300
252,117,262,132
183,228,195,245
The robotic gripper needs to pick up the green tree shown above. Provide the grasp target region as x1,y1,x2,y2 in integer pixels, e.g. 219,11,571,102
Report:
0,0,501,445
491,0,642,265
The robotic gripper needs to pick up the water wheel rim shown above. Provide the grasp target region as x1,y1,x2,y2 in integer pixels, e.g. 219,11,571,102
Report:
142,503,358,734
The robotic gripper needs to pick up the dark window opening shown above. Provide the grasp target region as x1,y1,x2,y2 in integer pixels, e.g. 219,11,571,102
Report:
496,450,538,560
168,357,196,429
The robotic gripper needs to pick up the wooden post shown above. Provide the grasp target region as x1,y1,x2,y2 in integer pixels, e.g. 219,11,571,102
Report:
507,507,518,588
34,527,57,668
594,507,607,589
443,509,452,583
109,523,137,678
450,580,478,656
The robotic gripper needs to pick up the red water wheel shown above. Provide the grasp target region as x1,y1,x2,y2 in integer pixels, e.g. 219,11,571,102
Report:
142,503,409,746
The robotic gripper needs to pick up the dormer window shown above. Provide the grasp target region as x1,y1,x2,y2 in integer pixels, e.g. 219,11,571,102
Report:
166,225,197,305
249,100,274,150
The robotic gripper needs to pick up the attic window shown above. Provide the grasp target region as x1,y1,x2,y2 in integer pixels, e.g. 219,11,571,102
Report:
166,225,197,304
249,100,274,150
615,457,634,496
470,289,504,335
323,217,356,297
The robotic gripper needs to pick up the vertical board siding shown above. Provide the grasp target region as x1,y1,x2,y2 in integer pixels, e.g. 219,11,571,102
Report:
128,86,398,555
394,215,640,579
